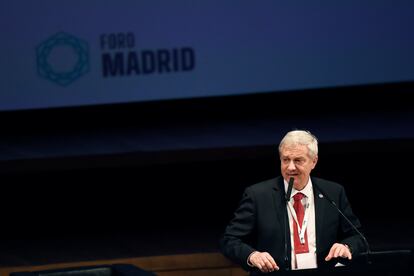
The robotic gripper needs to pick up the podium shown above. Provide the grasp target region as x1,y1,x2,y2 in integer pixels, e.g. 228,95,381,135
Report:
265,249,412,276
9,264,156,276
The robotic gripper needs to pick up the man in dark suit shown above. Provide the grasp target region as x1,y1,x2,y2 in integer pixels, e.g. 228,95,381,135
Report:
220,130,366,274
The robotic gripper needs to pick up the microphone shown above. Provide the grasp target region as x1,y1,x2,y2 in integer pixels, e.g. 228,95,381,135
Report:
313,183,371,264
285,177,294,202
284,177,294,270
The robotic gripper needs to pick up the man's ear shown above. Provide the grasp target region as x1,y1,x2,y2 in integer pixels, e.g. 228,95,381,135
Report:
312,156,318,169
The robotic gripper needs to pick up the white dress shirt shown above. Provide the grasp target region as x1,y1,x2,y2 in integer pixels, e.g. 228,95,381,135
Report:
284,178,317,270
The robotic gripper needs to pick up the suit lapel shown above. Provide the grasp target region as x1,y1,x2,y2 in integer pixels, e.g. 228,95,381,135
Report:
272,177,287,224
313,178,326,254
272,177,291,267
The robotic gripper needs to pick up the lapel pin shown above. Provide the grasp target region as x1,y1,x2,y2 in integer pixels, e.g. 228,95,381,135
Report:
319,193,323,198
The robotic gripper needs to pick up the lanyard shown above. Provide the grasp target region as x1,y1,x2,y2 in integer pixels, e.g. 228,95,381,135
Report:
287,195,311,244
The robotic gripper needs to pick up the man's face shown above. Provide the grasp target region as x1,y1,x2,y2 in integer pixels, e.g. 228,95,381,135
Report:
280,144,318,191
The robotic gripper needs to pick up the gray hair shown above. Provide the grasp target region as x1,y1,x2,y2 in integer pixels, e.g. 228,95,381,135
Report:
278,130,318,159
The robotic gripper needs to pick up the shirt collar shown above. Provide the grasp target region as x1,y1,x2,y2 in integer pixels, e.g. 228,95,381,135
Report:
284,177,313,200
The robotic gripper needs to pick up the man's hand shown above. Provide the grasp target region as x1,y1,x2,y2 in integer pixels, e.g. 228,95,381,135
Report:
249,251,279,273
325,243,352,261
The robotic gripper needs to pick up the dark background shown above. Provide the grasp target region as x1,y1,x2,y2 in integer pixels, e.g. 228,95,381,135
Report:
1,83,414,266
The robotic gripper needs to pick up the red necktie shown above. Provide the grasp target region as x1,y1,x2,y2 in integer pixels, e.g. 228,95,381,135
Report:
293,192,309,254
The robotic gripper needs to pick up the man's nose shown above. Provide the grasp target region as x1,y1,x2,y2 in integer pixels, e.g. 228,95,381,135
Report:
288,160,296,170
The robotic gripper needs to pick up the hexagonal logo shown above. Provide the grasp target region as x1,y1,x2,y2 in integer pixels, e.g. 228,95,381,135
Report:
36,32,89,86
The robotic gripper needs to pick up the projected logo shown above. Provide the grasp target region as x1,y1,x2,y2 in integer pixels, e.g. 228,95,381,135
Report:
36,32,89,86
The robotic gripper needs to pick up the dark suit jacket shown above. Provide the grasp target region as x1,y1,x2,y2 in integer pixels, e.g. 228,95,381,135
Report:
220,176,366,274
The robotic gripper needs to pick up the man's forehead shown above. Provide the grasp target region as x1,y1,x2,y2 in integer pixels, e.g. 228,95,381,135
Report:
280,144,309,156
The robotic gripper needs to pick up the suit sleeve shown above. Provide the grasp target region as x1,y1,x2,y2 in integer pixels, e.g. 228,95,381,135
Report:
337,186,366,255
219,187,257,271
